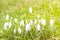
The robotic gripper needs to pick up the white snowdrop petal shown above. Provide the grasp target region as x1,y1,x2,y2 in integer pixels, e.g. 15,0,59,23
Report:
3,22,9,30
29,7,32,13
4,26,7,30
14,29,16,34
14,18,18,23
50,19,54,26
36,24,40,31
20,20,24,26
25,24,31,32
18,28,21,34
6,15,9,20
41,19,46,26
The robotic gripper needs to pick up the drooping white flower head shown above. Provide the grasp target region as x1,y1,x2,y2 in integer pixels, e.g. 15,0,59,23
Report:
6,15,9,20
18,28,21,34
36,24,40,31
3,22,9,30
29,7,32,13
50,19,54,26
20,20,24,26
14,18,18,23
25,23,31,32
40,19,46,26
14,29,16,34
8,21,12,28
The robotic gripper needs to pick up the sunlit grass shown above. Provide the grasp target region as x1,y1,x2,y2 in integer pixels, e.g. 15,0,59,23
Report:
0,0,60,40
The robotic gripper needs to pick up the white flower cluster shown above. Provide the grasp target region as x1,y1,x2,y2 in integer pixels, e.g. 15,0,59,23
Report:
25,23,31,32
14,28,22,34
4,15,12,30
4,15,55,34
4,22,12,30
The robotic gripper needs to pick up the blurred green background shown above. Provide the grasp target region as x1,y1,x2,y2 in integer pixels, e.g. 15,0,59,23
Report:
0,0,60,40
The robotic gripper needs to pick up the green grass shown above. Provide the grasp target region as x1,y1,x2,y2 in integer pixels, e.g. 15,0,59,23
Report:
0,0,60,40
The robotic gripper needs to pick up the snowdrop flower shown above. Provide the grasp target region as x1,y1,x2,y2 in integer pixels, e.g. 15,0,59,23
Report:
8,21,12,28
14,29,16,34
3,22,9,30
14,18,18,23
20,20,24,26
25,24,31,32
36,24,40,31
18,28,21,34
50,19,54,26
6,15,9,20
40,19,46,26
29,7,32,13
